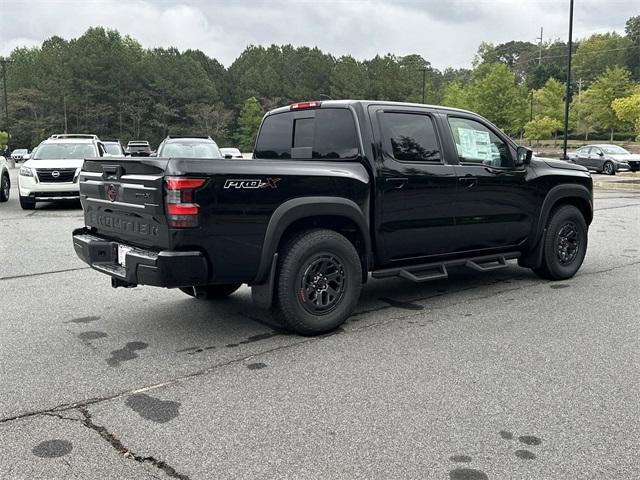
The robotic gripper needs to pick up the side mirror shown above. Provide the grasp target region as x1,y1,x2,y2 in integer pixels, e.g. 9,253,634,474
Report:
598,151,604,156
224,154,233,159
516,146,532,166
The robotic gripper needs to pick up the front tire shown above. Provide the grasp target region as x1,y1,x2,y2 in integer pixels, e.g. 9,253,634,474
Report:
0,174,9,202
179,283,241,299
19,195,35,210
275,229,362,336
603,161,615,175
532,205,587,280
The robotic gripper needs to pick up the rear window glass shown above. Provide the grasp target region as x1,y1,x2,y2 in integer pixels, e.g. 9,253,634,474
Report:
255,108,359,160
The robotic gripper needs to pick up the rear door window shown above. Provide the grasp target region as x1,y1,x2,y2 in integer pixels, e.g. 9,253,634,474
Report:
381,112,441,162
255,108,359,160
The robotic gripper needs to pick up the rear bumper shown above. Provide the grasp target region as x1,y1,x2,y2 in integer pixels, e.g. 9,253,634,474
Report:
72,227,209,288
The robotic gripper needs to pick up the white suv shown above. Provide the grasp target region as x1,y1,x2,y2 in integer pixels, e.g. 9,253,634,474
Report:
18,134,106,210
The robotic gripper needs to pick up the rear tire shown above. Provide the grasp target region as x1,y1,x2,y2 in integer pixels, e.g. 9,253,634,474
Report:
179,283,241,299
275,229,362,336
19,195,35,210
0,174,9,202
532,205,587,280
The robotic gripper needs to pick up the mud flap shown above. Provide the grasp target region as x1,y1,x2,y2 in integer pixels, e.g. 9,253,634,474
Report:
251,254,278,310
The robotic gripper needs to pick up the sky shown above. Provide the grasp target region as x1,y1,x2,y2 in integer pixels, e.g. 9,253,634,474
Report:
0,0,637,70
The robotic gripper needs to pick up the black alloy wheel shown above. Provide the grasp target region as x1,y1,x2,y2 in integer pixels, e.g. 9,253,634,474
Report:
299,254,346,315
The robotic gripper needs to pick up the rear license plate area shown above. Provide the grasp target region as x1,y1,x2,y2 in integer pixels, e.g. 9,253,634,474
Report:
117,244,132,267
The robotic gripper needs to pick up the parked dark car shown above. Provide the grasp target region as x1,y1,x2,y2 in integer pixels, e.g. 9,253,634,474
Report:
156,136,222,159
73,100,593,335
126,141,152,157
569,144,634,174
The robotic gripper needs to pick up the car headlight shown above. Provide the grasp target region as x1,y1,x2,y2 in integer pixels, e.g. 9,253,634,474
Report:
19,166,34,177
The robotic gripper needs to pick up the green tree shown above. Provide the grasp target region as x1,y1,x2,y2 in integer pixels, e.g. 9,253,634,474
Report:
524,116,563,145
581,66,635,140
235,97,263,151
625,15,640,80
533,77,564,121
0,131,8,151
441,81,469,109
465,63,528,134
573,32,631,84
330,56,368,99
570,89,596,140
612,90,640,140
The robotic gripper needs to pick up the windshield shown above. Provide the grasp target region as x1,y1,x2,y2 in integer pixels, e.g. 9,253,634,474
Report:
160,142,221,159
600,146,629,155
33,143,97,160
104,143,123,155
13,149,28,155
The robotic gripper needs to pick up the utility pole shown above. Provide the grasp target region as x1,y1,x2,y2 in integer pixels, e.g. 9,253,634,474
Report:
421,67,426,104
576,77,583,136
1,57,10,148
530,90,534,121
537,27,544,65
562,0,574,160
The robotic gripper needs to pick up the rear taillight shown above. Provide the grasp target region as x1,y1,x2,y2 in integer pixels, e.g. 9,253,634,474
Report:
165,177,206,228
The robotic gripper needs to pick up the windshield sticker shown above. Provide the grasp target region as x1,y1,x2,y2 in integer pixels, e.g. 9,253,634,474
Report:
457,127,492,161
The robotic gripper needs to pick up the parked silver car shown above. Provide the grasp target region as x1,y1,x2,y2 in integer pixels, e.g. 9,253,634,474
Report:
569,144,635,175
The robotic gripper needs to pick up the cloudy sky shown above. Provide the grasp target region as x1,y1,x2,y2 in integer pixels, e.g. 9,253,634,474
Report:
1,0,636,69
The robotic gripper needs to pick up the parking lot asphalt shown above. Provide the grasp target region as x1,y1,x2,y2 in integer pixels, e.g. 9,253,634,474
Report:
1,168,639,479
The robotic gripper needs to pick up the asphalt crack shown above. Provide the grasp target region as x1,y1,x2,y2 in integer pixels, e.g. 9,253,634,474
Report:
32,407,191,479
77,406,191,479
0,266,90,282
594,203,640,211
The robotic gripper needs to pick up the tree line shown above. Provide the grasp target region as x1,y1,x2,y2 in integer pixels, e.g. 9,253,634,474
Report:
2,15,639,151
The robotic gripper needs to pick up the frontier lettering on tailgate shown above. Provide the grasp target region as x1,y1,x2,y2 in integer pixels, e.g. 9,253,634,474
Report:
89,212,159,236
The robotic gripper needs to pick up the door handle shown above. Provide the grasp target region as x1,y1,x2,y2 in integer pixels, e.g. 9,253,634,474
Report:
386,178,408,189
458,176,478,188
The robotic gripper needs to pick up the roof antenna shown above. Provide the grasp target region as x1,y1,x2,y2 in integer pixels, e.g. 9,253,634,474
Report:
319,94,333,101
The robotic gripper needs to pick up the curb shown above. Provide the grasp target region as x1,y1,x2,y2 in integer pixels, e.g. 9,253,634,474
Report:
593,181,640,191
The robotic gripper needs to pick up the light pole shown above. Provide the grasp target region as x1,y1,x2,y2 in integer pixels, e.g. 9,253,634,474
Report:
562,0,574,160
1,57,9,139
420,67,426,104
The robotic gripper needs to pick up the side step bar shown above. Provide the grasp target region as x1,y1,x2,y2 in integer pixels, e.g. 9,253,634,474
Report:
371,252,520,283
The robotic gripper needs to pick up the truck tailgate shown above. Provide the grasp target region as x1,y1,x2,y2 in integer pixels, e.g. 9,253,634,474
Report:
80,158,170,249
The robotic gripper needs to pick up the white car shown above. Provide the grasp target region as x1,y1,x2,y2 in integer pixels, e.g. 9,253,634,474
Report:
11,148,29,163
220,147,244,159
18,134,106,210
1,155,10,202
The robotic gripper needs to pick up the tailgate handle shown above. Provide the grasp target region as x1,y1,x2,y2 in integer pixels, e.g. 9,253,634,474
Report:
102,164,123,180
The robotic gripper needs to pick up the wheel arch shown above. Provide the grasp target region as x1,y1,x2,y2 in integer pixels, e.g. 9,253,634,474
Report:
519,184,592,269
252,196,370,285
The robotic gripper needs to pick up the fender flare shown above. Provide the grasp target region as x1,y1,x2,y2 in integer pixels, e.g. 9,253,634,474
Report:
519,183,593,268
252,196,370,285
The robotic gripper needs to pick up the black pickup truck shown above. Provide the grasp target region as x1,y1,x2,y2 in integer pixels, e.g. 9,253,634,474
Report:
72,100,592,335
